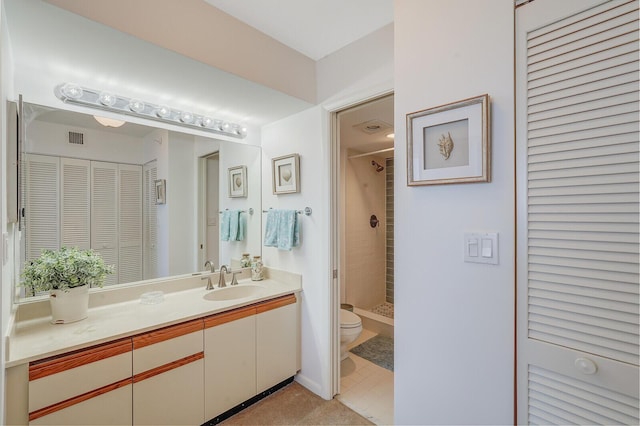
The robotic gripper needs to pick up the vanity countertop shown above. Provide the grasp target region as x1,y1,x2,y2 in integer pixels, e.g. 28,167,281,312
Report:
6,275,301,367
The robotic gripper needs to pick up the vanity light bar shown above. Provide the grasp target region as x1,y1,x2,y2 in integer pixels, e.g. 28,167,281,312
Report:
54,83,247,139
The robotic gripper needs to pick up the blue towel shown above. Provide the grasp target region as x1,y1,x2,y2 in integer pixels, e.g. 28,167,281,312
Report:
221,210,245,242
263,209,300,250
277,210,298,250
220,210,231,241
264,210,279,246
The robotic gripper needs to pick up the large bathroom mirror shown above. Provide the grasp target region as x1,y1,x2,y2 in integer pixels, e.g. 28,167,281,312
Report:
17,102,261,298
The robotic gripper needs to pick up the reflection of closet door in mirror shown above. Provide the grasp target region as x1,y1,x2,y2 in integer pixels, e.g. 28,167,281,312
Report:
91,162,119,287
24,154,60,263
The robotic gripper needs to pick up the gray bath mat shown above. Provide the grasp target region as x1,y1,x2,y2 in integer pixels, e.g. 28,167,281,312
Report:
350,335,394,372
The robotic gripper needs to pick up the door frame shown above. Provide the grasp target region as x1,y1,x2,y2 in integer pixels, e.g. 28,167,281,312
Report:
328,89,394,397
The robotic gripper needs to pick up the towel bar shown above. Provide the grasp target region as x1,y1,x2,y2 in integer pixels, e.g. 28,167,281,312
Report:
218,208,254,215
262,207,312,216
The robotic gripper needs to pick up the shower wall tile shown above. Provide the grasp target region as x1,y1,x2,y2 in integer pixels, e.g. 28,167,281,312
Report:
385,157,394,304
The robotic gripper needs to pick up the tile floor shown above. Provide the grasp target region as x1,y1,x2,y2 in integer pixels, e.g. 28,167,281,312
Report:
337,329,394,425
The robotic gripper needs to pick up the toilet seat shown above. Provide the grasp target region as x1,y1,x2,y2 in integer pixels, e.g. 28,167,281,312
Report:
340,309,362,329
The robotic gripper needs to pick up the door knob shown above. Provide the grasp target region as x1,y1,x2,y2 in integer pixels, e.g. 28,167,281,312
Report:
574,357,597,375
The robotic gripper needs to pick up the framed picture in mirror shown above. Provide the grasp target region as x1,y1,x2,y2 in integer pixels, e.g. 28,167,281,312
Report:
272,153,300,194
228,165,248,198
155,179,166,204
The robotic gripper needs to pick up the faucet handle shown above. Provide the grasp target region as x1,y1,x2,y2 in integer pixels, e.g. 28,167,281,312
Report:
201,276,214,291
230,271,241,286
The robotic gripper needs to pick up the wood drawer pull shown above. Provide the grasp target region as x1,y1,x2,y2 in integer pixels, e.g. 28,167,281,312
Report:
29,338,132,381
256,294,296,314
133,319,204,349
204,305,256,328
133,352,204,383
28,378,132,422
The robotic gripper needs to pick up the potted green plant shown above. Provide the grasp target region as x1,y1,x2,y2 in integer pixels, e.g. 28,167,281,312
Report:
21,246,114,324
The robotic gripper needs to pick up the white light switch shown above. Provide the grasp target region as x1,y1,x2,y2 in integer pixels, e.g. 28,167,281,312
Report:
468,239,479,257
464,232,499,264
481,238,492,257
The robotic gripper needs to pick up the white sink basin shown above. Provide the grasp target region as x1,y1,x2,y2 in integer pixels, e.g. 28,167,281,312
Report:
203,285,265,301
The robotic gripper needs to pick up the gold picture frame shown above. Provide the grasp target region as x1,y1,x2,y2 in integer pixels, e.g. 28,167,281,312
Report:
272,153,300,194
407,94,490,186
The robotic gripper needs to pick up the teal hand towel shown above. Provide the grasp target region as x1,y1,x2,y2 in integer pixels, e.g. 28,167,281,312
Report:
229,210,240,241
264,210,278,247
236,213,245,241
220,210,231,241
277,210,298,250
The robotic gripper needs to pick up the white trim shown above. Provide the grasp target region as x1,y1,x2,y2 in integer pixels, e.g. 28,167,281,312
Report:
325,85,393,398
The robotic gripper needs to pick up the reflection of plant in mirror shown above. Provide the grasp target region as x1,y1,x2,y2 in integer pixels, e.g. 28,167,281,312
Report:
21,247,114,294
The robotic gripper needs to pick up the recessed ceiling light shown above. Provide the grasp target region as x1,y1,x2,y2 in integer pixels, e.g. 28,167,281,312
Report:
93,115,125,128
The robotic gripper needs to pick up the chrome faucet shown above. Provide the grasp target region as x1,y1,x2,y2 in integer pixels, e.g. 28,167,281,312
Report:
218,265,229,288
204,260,215,273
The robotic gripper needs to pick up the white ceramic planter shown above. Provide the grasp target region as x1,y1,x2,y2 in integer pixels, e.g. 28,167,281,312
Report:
50,285,89,324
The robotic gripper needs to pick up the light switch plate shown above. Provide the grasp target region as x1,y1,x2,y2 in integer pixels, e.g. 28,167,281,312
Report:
464,232,499,264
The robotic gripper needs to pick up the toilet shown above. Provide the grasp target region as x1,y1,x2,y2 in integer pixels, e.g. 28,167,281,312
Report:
340,308,363,360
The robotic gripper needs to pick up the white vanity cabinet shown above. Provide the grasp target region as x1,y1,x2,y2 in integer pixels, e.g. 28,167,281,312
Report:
256,294,299,393
132,319,204,426
27,339,133,426
203,293,299,421
204,305,257,420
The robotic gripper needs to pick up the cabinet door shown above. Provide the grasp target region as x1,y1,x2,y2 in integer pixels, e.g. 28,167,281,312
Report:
204,306,257,420
256,294,298,393
133,320,204,426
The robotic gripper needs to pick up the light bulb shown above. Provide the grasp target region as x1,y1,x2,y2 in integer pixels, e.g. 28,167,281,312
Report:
238,125,248,137
156,106,171,119
179,111,194,124
128,99,145,113
201,117,213,127
222,122,230,131
61,83,83,100
98,92,117,107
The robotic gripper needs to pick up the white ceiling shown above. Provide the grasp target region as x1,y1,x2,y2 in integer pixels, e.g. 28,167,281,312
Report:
204,0,393,60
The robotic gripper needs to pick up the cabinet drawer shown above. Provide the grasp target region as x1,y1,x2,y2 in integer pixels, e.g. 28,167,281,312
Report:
133,358,204,425
29,339,132,413
132,319,203,374
30,383,132,426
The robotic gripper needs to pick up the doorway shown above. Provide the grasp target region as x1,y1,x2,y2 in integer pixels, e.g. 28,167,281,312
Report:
198,152,220,269
332,93,395,425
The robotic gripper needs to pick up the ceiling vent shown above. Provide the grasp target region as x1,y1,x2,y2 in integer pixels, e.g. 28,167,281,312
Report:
353,119,393,135
68,131,84,145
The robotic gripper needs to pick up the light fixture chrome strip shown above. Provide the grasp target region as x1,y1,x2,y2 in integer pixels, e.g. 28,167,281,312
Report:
54,83,247,138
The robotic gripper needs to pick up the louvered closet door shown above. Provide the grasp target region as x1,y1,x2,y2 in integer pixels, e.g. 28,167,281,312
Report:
143,163,158,280
516,1,640,424
119,164,143,283
61,158,90,250
91,161,119,286
25,154,60,262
